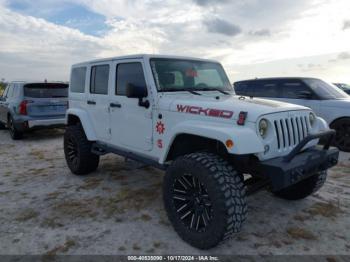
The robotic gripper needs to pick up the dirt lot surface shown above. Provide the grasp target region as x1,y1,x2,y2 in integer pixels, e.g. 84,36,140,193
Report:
0,129,350,256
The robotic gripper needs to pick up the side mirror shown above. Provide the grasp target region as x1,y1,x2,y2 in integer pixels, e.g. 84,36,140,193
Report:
297,91,313,99
125,83,149,109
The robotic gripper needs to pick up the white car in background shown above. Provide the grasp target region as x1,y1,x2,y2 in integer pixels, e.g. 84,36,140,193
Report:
234,77,350,152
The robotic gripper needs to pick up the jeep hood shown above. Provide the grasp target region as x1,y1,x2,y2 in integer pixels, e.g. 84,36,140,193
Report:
159,93,310,123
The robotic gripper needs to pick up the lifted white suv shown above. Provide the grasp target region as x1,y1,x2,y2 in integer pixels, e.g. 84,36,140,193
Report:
64,54,339,249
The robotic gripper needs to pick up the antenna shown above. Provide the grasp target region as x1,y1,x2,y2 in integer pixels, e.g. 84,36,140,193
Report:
152,31,155,54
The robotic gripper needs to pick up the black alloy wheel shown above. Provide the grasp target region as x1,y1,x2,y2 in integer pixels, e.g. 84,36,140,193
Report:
173,173,212,232
66,136,79,170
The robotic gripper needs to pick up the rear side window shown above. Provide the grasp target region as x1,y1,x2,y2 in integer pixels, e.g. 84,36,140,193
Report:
234,81,260,97
7,85,14,98
70,67,86,93
255,80,280,97
235,81,257,96
24,83,68,98
2,86,10,97
235,80,281,98
90,65,109,95
11,84,19,97
116,63,146,96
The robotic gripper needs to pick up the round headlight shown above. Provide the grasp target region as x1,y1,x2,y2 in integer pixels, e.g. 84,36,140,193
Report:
309,112,316,126
259,119,268,137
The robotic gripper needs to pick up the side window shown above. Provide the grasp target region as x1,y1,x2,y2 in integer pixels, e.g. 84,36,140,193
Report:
3,85,10,98
234,82,248,95
254,80,280,98
12,84,19,97
7,85,14,98
281,80,311,99
235,81,262,97
70,67,87,93
90,65,109,95
116,63,146,96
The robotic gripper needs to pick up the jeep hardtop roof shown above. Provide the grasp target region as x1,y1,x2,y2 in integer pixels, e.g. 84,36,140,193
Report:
10,80,67,84
72,54,219,67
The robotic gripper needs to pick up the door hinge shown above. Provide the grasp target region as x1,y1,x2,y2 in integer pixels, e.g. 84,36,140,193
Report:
108,128,111,134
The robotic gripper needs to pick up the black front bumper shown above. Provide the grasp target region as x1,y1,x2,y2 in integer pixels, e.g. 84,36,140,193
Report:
258,130,339,191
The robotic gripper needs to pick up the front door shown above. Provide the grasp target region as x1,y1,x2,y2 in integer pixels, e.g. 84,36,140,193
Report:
109,60,153,151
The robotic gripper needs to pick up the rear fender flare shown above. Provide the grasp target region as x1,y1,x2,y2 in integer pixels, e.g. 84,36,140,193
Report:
66,108,97,141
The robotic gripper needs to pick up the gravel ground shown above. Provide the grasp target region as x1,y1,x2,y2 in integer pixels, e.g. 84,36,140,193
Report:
0,129,349,256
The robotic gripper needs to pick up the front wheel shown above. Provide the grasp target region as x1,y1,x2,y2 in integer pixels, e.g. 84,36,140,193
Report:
163,152,247,249
331,118,350,152
64,125,99,175
273,170,327,200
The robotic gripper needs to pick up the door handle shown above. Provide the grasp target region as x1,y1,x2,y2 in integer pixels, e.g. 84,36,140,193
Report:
87,100,96,105
110,102,121,108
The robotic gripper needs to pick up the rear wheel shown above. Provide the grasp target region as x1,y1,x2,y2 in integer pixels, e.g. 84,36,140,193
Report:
7,116,23,140
0,121,6,130
163,152,247,249
64,124,99,175
331,118,350,152
273,171,327,200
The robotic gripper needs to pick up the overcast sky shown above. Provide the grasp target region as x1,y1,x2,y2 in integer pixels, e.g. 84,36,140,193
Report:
0,0,349,83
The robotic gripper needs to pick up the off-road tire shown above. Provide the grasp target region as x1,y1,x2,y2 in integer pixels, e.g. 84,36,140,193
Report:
0,121,6,130
273,170,327,200
64,124,99,175
163,152,247,249
7,116,23,140
330,118,350,152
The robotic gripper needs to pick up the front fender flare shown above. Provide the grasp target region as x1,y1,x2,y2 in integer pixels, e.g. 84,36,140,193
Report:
159,120,264,163
66,108,97,141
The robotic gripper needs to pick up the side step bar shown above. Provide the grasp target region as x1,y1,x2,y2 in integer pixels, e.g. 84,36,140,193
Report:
91,143,168,170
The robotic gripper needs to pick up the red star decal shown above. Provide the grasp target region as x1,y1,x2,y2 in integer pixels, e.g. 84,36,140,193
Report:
156,121,165,134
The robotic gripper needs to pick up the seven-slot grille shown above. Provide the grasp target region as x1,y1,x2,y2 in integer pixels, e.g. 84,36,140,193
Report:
274,115,310,150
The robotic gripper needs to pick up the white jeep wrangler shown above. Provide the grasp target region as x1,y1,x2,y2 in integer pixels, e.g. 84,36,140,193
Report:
64,54,339,249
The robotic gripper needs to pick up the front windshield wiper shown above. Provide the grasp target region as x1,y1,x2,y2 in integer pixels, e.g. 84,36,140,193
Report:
203,88,231,95
184,89,202,95
161,88,201,95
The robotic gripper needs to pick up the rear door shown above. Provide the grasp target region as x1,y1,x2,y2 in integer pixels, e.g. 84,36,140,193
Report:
86,63,111,141
23,83,68,117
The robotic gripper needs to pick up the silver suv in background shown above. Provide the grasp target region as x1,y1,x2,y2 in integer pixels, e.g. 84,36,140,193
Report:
234,77,350,152
0,81,68,139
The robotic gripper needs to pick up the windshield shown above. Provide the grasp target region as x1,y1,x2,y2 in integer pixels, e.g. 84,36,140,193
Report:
150,58,233,92
337,83,350,91
24,83,68,98
303,79,348,100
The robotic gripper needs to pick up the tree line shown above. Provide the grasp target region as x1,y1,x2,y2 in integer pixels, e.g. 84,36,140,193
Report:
0,78,7,95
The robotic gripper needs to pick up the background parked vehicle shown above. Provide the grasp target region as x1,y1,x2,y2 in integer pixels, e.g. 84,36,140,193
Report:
0,81,68,139
234,77,350,152
333,83,350,95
